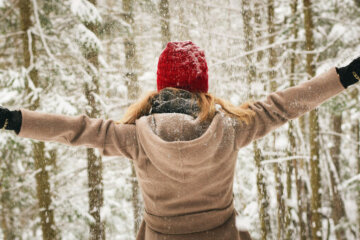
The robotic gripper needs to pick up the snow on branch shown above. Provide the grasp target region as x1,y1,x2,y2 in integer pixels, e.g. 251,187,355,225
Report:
0,31,24,40
260,155,310,165
340,174,360,189
73,23,102,53
31,0,67,70
209,39,303,67
70,0,102,24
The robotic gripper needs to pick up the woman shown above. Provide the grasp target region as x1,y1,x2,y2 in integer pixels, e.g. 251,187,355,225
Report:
1,41,359,240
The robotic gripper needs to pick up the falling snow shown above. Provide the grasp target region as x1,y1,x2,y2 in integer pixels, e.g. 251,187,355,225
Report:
0,0,360,240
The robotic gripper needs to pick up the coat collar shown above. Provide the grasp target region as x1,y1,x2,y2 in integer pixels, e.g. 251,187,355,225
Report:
150,88,200,118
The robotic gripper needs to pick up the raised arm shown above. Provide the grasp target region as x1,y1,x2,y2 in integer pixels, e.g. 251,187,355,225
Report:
0,108,138,159
234,64,357,149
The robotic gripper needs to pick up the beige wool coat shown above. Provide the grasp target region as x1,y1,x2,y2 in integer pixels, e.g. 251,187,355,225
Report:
17,68,346,240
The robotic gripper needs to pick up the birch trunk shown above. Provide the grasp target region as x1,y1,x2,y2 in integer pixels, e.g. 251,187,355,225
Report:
19,1,57,239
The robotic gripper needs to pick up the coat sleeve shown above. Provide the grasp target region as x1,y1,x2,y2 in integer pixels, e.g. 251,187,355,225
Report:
17,109,138,159
234,67,347,149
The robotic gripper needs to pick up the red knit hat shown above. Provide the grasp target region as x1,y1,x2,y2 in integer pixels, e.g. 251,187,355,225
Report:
157,41,208,93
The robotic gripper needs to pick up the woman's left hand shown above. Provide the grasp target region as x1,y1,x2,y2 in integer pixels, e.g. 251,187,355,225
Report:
336,56,360,89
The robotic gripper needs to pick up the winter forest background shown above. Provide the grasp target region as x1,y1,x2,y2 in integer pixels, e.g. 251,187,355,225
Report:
0,0,360,239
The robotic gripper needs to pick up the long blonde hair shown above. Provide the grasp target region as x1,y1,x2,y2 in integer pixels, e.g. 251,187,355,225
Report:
117,87,256,126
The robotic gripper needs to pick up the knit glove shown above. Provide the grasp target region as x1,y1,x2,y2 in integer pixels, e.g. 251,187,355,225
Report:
336,56,360,89
0,106,22,134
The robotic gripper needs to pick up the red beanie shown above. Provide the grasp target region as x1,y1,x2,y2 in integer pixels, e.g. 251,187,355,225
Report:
157,41,208,93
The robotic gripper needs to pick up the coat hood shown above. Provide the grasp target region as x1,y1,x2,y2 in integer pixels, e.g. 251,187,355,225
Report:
135,112,236,183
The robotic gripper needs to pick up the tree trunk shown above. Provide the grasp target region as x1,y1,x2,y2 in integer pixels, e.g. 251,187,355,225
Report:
285,1,309,239
159,0,171,49
82,1,105,239
350,87,360,238
241,1,271,239
254,1,264,65
0,182,16,240
241,0,255,84
358,120,360,240
285,119,296,240
285,2,297,240
303,0,322,239
267,1,285,239
19,1,57,239
122,0,141,237
358,120,360,239
329,114,346,240
178,4,190,41
254,140,272,240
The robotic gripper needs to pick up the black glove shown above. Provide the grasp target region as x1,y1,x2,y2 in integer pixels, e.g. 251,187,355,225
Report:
336,56,360,89
0,106,22,134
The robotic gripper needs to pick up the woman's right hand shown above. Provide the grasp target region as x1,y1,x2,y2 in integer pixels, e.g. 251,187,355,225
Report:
0,107,22,133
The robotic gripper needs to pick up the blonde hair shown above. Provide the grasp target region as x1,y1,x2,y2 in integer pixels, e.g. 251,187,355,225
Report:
117,87,256,126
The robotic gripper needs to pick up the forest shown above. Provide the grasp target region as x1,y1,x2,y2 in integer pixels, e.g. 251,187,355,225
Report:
0,0,360,239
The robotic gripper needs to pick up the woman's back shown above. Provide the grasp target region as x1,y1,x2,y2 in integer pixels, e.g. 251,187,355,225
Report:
135,112,238,232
